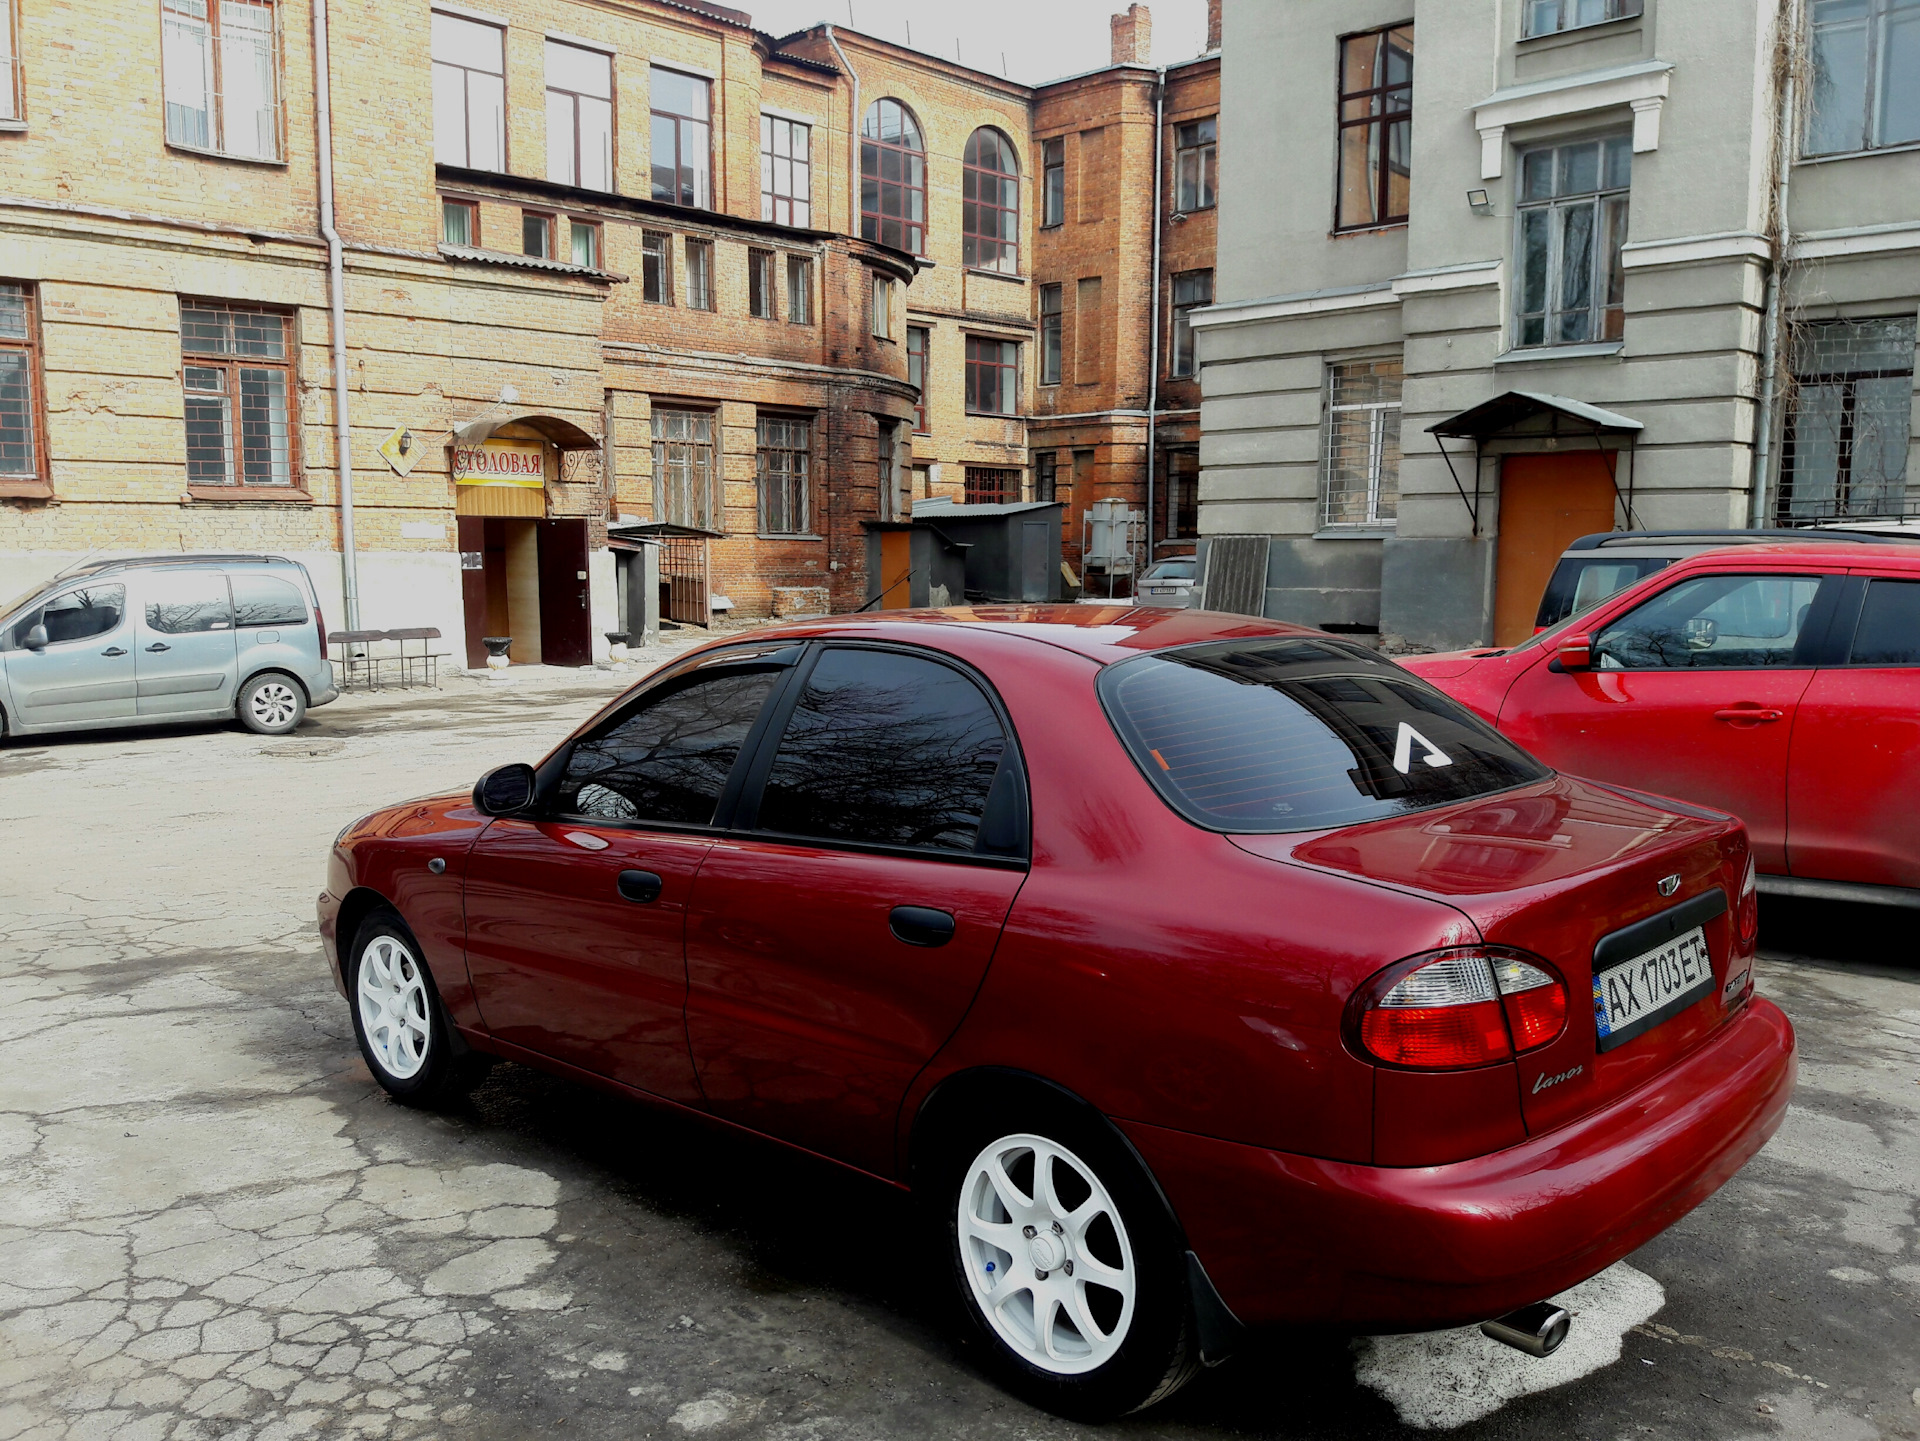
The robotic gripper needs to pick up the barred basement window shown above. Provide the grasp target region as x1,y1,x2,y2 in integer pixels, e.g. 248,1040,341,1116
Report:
651,408,715,529
431,10,504,172
1322,357,1402,527
0,283,43,480
180,301,294,488
1779,316,1918,522
162,0,281,161
757,414,810,534
761,115,812,226
965,466,1019,504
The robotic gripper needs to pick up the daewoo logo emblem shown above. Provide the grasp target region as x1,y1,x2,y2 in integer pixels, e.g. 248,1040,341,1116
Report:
1658,874,1682,897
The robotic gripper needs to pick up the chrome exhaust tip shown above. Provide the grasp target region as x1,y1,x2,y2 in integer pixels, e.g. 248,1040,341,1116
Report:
1479,1301,1571,1358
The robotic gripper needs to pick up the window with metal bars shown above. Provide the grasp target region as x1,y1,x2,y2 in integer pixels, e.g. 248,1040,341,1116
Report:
431,10,503,171
761,115,812,226
966,337,1018,416
1523,0,1642,35
1779,317,1917,522
1170,270,1212,378
0,283,42,480
1166,449,1200,539
651,68,711,209
686,239,714,310
757,414,811,534
546,40,612,191
1174,118,1216,213
1335,25,1412,230
162,0,280,160
908,326,930,432
963,128,1020,273
861,98,927,255
749,249,775,319
641,232,672,305
965,467,1020,505
1807,0,1920,155
1322,357,1402,527
1515,135,1630,348
1035,451,1058,502
179,301,294,488
786,255,814,325
1,0,20,123
651,409,715,529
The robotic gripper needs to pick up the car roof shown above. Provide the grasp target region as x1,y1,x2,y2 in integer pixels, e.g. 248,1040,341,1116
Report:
61,553,302,578
721,604,1326,666
1665,541,1920,571
1563,527,1920,555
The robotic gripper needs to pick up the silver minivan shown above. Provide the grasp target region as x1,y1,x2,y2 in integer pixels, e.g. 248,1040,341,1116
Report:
0,554,339,740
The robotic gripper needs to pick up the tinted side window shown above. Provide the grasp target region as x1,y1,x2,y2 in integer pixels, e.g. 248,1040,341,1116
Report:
1593,574,1823,670
756,648,1008,853
232,575,309,627
144,572,234,634
9,584,127,648
1849,578,1920,665
557,668,779,825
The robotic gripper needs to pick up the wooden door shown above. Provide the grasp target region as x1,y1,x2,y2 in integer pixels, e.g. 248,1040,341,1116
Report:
536,519,593,668
879,530,911,609
1493,453,1620,646
457,517,488,669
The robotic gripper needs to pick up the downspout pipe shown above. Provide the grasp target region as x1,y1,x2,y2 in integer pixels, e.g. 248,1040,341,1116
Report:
312,0,360,626
1750,0,1801,529
1146,67,1166,561
824,26,861,237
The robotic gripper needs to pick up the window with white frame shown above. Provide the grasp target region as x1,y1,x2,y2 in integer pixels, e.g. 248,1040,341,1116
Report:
1522,0,1642,37
1322,357,1402,527
1807,0,1920,156
2,0,21,123
546,40,612,191
432,10,504,171
1514,135,1630,348
761,115,812,226
162,0,281,160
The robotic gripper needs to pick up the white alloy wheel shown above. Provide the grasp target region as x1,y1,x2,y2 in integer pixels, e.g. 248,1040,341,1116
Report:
247,680,301,731
356,933,433,1080
958,1133,1137,1375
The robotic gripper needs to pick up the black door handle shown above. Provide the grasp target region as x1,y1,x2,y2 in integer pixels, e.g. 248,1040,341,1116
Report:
618,869,663,904
146,642,171,653
890,906,956,948
102,647,127,657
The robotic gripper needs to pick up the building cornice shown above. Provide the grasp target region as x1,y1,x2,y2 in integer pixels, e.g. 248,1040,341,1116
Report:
1391,259,1503,296
1188,281,1399,329
1620,230,1771,268
1469,59,1674,179
1794,221,1920,260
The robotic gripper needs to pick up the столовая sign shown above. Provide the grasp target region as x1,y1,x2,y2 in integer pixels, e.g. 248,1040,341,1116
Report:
452,439,545,489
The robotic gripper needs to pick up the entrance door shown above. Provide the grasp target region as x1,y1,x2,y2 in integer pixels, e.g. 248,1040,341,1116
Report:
538,519,592,667
879,530,912,609
1493,452,1620,646
458,517,487,669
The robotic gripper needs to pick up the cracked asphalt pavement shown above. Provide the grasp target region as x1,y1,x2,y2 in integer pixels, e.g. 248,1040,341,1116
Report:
2,658,1918,1440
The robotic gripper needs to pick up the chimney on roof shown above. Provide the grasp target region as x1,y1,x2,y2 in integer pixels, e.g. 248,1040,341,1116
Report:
1110,4,1151,66
1206,0,1222,51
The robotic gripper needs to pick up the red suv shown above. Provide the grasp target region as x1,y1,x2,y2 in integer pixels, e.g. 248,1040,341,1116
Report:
321,609,1793,1419
1404,542,1920,906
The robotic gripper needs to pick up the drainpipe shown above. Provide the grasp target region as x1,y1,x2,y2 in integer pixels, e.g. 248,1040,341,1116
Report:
1749,0,1801,529
1145,67,1167,559
312,0,360,626
824,26,861,236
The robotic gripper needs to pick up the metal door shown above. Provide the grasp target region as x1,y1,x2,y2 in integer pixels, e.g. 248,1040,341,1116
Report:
537,519,593,667
1,583,136,728
1021,521,1050,601
133,571,239,716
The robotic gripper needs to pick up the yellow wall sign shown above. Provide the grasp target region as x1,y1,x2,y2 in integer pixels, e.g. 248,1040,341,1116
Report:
453,439,546,488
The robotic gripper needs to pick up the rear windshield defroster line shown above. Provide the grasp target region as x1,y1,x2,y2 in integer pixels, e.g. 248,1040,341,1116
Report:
1098,637,1553,834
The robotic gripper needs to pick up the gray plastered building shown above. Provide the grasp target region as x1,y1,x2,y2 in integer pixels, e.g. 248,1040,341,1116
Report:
1193,0,1920,649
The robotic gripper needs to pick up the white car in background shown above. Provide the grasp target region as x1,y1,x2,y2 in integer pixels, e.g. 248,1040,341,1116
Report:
1133,556,1197,608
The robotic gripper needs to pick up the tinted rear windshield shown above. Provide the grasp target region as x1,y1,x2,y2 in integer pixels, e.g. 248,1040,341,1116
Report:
1099,637,1552,833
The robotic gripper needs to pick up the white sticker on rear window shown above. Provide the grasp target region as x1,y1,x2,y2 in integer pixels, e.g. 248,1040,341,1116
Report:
1392,722,1453,775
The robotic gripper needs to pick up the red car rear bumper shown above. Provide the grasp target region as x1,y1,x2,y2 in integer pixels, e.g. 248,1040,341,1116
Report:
1123,997,1795,1331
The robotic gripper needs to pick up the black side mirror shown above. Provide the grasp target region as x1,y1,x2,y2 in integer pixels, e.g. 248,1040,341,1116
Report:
23,624,49,651
473,763,537,817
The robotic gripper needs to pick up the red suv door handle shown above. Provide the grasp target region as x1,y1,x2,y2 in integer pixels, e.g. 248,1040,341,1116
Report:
1714,707,1785,724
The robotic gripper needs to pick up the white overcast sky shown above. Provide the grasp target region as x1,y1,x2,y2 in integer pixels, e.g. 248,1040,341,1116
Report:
745,0,1212,86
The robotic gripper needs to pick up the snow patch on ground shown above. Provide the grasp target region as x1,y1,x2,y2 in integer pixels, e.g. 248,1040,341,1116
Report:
1352,1262,1667,1430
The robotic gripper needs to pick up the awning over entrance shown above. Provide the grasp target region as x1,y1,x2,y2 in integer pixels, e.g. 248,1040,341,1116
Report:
1428,391,1643,439
452,411,601,451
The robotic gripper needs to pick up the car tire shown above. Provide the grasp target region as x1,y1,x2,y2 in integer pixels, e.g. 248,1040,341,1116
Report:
928,1097,1199,1420
238,672,306,735
347,911,486,1107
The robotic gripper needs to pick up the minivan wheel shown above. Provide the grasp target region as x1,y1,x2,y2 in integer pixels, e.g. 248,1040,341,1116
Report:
238,673,305,735
932,1105,1198,1419
347,912,484,1106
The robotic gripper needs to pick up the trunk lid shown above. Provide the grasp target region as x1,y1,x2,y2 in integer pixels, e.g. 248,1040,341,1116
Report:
1233,774,1754,1137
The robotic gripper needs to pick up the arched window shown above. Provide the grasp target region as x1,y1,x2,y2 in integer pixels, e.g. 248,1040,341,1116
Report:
963,128,1020,273
861,98,926,255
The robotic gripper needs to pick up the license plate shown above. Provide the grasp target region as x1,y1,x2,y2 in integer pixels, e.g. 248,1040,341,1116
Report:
1592,925,1714,1053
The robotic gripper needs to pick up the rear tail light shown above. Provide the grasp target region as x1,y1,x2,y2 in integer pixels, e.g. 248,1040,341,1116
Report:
1353,948,1568,1070
1737,853,1759,947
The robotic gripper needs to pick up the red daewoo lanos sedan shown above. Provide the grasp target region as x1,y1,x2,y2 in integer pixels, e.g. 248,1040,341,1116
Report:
319,608,1795,1419
1401,542,1920,907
